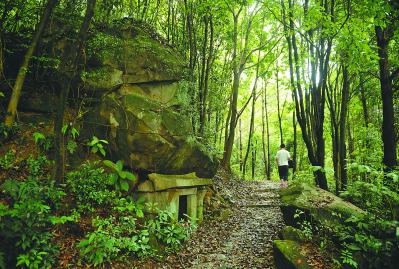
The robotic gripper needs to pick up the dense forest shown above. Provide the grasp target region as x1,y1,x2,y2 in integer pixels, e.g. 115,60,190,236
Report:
0,0,398,268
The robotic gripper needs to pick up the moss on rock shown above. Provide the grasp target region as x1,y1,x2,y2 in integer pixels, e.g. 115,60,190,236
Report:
273,240,313,269
281,226,307,242
280,181,365,229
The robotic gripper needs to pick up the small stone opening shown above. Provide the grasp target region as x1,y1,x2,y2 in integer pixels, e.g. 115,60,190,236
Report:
178,195,188,221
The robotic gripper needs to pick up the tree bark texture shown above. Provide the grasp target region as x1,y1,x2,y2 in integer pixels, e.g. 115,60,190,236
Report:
53,0,96,184
4,0,59,126
375,25,397,169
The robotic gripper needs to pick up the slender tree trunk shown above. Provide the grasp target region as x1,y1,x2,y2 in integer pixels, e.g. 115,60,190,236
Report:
375,26,397,169
347,118,355,159
265,81,271,179
252,139,257,180
224,92,232,150
243,84,256,179
4,0,59,126
239,118,243,172
359,80,369,128
282,0,330,189
338,65,349,190
243,49,260,179
214,110,220,144
222,12,241,170
276,66,283,144
53,0,96,184
261,84,267,178
292,110,297,177
200,16,214,136
222,71,240,169
198,17,208,135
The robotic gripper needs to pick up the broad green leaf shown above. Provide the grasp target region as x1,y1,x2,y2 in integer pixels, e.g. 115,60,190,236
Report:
121,181,129,191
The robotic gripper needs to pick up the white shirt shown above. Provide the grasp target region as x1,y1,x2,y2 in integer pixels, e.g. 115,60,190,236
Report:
276,149,291,166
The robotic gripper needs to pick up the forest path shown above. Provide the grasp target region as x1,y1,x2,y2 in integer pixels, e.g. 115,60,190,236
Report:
162,180,285,269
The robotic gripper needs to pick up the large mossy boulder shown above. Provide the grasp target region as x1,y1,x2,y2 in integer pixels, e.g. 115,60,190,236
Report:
82,21,218,178
82,20,185,95
280,181,365,229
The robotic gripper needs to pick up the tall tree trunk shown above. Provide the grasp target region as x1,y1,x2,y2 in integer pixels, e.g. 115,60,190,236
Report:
239,118,243,172
276,65,283,144
222,11,241,170
200,16,214,136
359,80,369,128
375,26,397,169
243,84,260,178
338,65,349,190
265,82,271,180
261,83,267,178
214,109,220,144
4,0,59,126
222,74,239,169
292,110,297,177
282,0,330,189
224,92,232,150
242,49,260,179
252,139,257,180
53,0,96,184
198,17,208,133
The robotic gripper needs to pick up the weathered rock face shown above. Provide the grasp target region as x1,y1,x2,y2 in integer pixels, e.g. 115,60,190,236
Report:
83,22,218,178
82,21,185,93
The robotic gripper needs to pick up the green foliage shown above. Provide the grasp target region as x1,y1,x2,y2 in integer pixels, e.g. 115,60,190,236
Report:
16,249,50,269
0,122,19,143
293,209,313,240
66,140,78,154
77,198,194,267
339,248,358,268
0,177,67,269
66,161,116,212
77,199,150,266
32,132,52,152
103,160,137,192
26,155,49,178
87,136,108,156
62,124,79,154
0,149,16,170
344,163,399,219
333,214,398,268
147,209,194,250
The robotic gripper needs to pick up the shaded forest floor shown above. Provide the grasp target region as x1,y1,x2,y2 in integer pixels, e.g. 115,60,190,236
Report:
127,173,285,269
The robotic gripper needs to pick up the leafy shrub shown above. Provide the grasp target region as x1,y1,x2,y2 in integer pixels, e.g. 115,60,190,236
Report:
103,160,137,192
78,199,195,267
333,214,398,268
147,208,195,251
0,149,16,170
66,161,116,212
62,124,79,154
0,178,67,269
87,136,108,156
26,155,49,178
78,199,152,266
33,132,52,152
344,163,399,219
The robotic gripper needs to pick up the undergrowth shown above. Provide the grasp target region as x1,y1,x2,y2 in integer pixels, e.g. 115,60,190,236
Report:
0,133,196,268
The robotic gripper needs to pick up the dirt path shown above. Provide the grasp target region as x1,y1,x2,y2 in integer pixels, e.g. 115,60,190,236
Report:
161,180,285,269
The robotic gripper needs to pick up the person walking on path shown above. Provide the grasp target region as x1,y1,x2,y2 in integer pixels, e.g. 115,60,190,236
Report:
276,144,291,188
